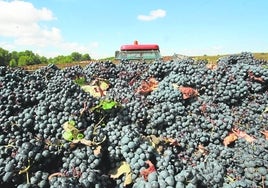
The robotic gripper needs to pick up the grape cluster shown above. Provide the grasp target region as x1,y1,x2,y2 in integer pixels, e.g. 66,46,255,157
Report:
0,52,268,187
83,61,118,83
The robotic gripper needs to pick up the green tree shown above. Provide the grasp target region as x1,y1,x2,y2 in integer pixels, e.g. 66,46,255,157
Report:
18,56,28,66
52,55,73,64
10,51,19,62
18,50,41,65
0,48,92,66
81,53,91,61
18,55,36,66
62,56,73,63
48,57,55,64
9,59,17,67
0,47,10,66
71,52,82,61
37,55,48,64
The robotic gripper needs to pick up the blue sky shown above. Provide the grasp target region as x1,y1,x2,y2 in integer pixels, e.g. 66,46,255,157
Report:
0,0,267,59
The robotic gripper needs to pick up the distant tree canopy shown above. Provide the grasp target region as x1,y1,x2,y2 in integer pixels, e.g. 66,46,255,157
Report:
0,47,10,66
0,47,91,67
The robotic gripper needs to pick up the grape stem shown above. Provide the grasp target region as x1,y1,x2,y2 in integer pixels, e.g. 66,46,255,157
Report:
48,172,65,181
226,175,235,182
79,102,88,117
0,144,16,148
18,160,31,184
262,176,265,188
93,115,106,135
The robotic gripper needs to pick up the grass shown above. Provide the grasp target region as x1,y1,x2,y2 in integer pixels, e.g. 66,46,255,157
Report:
191,54,225,64
253,52,268,61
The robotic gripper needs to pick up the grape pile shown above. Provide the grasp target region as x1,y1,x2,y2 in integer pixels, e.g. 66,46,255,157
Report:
0,52,268,187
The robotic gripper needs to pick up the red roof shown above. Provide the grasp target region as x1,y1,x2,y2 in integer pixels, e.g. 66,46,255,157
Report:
120,41,159,51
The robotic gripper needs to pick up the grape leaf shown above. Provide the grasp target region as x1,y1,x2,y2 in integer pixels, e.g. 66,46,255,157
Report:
162,137,179,146
62,121,83,141
149,135,160,147
260,130,268,140
206,63,217,70
110,161,132,186
136,77,158,95
99,80,109,90
80,79,109,98
62,131,73,141
71,137,105,155
223,132,238,147
81,85,106,98
140,160,156,181
68,120,75,126
101,100,118,110
173,84,199,99
93,145,102,156
78,138,93,146
91,99,119,112
147,135,179,154
197,144,208,155
74,76,86,86
77,133,84,139
232,128,256,143
80,85,93,93
248,70,264,83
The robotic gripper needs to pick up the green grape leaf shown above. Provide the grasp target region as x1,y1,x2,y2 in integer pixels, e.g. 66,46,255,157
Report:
90,100,120,112
74,77,86,86
63,131,73,141
62,121,84,141
101,100,118,110
77,133,84,139
63,121,77,133
68,120,76,126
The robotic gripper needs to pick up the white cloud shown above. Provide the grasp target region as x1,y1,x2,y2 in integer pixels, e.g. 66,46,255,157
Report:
0,0,62,47
0,0,55,23
0,1,99,58
137,9,166,21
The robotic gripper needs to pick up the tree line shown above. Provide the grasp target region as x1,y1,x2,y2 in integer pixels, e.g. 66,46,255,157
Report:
0,47,91,67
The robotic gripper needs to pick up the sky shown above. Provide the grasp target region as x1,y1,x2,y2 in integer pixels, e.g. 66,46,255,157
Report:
0,0,268,59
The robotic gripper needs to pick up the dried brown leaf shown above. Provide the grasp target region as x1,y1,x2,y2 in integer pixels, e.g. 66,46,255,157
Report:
140,160,156,181
260,130,268,140
173,84,199,99
232,128,256,143
93,146,102,156
136,77,158,95
248,70,264,83
223,132,238,147
206,63,218,70
110,161,132,186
